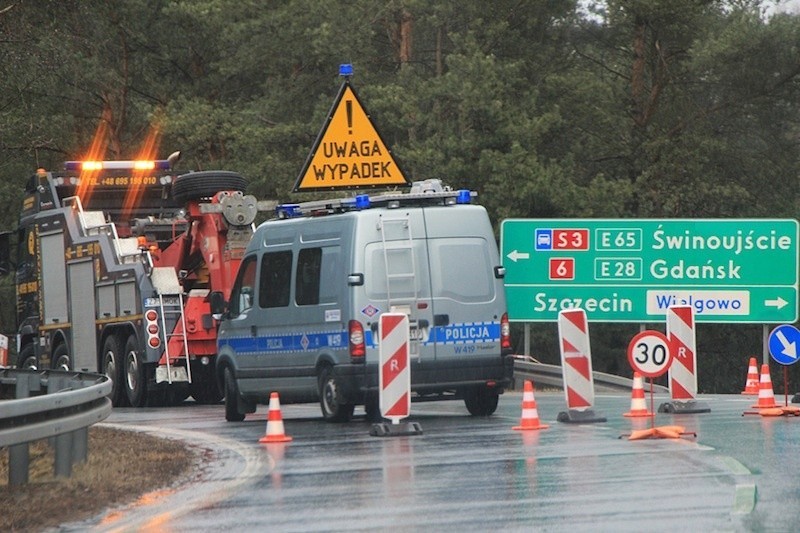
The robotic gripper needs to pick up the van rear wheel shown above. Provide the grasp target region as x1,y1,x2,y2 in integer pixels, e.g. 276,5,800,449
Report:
463,386,499,416
318,366,354,422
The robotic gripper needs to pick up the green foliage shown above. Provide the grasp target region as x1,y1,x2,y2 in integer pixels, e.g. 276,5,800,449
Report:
0,0,797,389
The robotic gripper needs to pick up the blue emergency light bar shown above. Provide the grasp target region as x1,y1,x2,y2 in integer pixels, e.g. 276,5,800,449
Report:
63,160,171,172
274,181,473,219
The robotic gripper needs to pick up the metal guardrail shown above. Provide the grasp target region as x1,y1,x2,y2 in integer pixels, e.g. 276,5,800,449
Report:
0,369,112,485
512,358,670,394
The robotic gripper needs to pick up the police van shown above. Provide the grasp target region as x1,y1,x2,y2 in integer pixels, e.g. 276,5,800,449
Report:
213,179,513,422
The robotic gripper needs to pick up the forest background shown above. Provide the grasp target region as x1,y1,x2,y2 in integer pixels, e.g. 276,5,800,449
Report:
0,0,798,392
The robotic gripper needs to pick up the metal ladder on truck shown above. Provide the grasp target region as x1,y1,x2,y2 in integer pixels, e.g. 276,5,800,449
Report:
378,215,420,356
150,267,192,384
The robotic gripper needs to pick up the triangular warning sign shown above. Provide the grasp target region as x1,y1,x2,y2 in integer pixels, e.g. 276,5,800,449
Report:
293,81,409,192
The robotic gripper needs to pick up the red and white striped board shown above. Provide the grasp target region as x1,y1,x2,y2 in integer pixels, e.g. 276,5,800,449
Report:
558,309,595,410
379,312,411,423
667,305,697,400
658,305,710,414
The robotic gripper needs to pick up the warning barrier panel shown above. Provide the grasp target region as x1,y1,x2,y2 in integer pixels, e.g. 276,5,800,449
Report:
557,309,606,424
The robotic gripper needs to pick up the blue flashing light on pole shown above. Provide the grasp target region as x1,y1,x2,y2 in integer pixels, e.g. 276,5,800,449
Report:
339,63,354,78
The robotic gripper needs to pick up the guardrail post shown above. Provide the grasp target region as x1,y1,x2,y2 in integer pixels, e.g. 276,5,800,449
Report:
9,444,29,485
54,432,73,478
48,374,75,478
9,371,33,485
72,428,88,464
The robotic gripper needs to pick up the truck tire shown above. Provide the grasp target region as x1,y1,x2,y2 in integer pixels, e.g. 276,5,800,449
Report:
224,367,245,422
318,365,355,422
16,343,37,370
123,334,148,407
102,334,128,407
52,343,70,371
172,171,247,204
190,362,224,404
463,386,499,416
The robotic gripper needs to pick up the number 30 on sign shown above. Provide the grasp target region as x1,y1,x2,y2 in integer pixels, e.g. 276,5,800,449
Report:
627,330,673,378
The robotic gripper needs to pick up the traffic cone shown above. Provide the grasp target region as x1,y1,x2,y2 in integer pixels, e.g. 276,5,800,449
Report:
624,372,653,418
740,357,759,395
751,364,778,409
513,380,549,431
259,392,293,443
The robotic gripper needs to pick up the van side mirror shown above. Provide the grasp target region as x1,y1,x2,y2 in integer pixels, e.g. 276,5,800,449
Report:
0,231,12,276
494,266,505,279
209,290,226,319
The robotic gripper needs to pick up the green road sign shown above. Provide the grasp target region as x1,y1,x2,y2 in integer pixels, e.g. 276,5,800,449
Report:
500,219,799,323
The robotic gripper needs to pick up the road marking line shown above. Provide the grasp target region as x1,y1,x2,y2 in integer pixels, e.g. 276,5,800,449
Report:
720,456,756,515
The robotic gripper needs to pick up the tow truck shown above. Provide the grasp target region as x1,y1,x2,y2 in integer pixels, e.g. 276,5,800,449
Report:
0,153,270,406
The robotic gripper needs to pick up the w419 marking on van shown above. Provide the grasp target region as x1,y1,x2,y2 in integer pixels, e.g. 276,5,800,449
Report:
453,345,477,354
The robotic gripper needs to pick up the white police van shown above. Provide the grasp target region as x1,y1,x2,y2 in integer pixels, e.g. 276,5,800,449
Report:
213,179,513,422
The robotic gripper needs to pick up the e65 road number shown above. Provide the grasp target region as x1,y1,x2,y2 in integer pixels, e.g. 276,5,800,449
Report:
627,330,673,378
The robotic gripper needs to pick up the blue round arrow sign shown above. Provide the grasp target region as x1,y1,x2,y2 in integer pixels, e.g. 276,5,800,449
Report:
768,324,800,366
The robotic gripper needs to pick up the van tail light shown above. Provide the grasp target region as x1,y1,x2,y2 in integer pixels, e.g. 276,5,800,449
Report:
349,320,366,362
500,312,512,355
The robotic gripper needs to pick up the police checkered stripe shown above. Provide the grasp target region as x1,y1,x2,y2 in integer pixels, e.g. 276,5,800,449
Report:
667,306,697,400
558,309,595,409
379,313,410,420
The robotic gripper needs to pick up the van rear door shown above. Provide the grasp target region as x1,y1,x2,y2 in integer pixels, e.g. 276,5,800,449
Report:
421,205,505,362
362,210,434,362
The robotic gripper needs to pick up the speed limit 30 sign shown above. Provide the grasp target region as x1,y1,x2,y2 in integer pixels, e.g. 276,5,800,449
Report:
627,330,673,378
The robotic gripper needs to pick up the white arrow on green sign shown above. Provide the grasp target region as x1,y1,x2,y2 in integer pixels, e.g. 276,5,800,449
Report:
500,219,799,323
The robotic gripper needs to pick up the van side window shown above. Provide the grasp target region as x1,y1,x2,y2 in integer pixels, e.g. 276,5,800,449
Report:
259,250,292,308
296,248,321,305
229,255,257,316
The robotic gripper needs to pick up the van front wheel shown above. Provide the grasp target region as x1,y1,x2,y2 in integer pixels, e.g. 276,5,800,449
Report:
463,386,499,416
223,367,245,422
318,366,354,422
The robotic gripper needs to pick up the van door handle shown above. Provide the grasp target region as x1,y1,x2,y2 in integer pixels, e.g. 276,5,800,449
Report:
251,325,257,337
434,314,449,326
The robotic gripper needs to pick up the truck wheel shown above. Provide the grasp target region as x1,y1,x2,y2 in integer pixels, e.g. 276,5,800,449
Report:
318,365,355,422
102,335,128,407
123,335,148,407
52,343,70,371
224,367,245,422
463,386,500,416
16,344,37,370
172,171,247,204
190,362,224,404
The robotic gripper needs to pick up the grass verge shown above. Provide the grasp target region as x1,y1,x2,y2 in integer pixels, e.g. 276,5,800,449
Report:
0,426,193,532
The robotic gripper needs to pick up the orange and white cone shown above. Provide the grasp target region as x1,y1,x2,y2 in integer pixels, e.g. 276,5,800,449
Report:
513,380,549,431
751,364,778,409
740,357,759,395
624,372,653,417
259,392,293,443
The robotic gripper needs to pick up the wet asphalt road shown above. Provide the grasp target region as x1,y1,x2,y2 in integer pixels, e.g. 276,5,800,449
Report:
62,391,800,532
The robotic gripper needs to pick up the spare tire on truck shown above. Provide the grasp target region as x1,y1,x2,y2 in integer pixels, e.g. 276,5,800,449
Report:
172,171,247,204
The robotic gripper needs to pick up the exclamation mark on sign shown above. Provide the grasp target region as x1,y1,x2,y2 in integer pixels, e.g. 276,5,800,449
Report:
346,100,353,134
